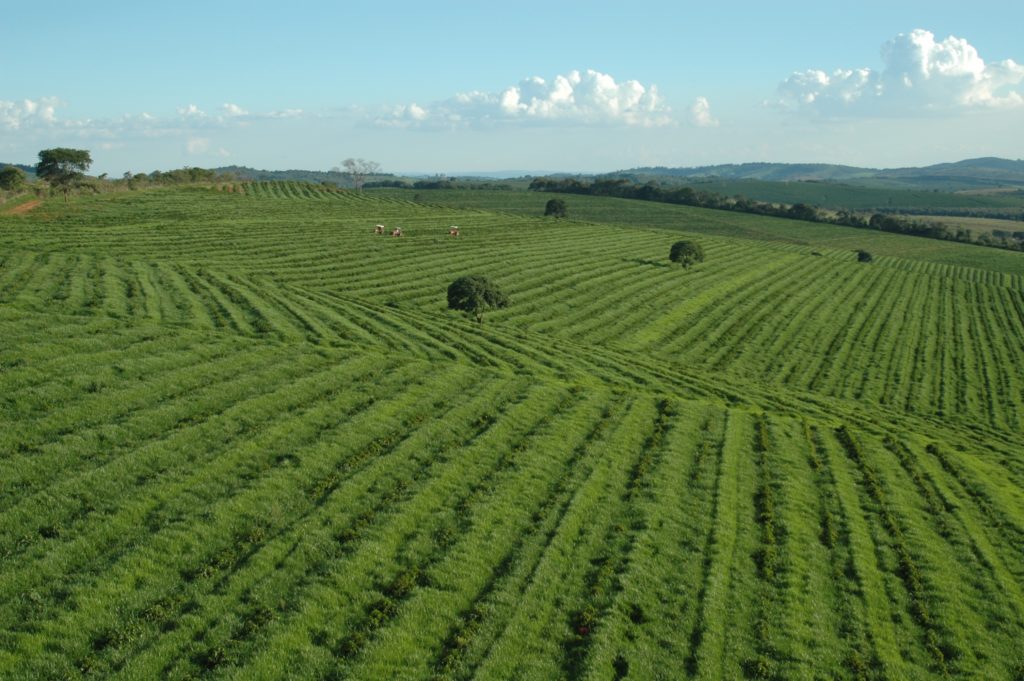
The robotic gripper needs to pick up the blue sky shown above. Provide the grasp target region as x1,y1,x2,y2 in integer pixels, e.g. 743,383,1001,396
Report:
2,0,1022,175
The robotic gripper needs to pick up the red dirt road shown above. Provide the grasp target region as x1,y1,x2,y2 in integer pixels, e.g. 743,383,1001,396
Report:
3,199,42,215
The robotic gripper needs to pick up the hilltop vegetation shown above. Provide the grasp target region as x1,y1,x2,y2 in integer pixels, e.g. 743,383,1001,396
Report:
622,156,1024,190
1,182,1023,679
632,176,1024,214
599,158,1024,237
0,162,35,178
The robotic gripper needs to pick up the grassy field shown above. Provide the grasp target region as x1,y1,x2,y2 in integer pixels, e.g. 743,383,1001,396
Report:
2,182,1023,679
373,187,1024,274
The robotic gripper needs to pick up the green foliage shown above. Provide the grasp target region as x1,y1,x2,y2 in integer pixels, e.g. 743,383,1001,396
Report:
669,240,705,268
147,167,221,184
857,249,873,263
35,147,92,202
447,274,509,322
544,198,568,218
0,165,26,191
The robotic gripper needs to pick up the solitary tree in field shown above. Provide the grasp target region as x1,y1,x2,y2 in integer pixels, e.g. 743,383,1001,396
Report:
447,275,509,323
36,148,92,202
544,198,568,218
669,240,705,269
340,158,380,191
0,165,26,191
857,249,873,263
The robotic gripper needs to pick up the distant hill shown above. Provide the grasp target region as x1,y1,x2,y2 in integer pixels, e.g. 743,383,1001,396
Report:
211,165,366,185
620,162,876,183
209,158,1024,192
0,162,35,178
877,157,1024,189
211,165,537,189
620,157,1024,191
631,176,1024,215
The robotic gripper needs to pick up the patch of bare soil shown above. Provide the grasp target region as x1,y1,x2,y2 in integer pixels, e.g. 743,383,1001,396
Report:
4,199,42,215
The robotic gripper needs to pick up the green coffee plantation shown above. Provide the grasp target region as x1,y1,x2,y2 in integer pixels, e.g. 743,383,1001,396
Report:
1,183,1022,680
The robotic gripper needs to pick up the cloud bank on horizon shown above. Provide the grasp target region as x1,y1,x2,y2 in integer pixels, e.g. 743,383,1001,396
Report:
380,69,672,128
778,29,1024,115
0,100,302,134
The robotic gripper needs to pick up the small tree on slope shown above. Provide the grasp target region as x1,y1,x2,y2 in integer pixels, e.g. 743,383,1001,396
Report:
669,240,705,269
544,198,568,218
447,275,509,323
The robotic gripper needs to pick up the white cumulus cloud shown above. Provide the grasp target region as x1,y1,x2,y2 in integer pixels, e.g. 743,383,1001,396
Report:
778,29,1024,115
0,96,315,163
378,69,671,128
690,97,719,127
221,103,248,117
177,103,206,118
0,97,63,130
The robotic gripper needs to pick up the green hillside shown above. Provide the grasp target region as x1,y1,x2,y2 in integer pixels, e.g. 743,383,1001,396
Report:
624,157,1024,191
605,158,1024,219
372,187,1024,273
2,183,1023,679
649,178,1024,212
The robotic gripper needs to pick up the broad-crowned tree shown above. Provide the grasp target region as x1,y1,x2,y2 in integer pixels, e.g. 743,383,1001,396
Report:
36,148,92,202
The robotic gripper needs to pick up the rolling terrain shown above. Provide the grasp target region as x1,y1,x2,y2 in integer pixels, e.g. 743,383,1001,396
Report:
622,157,1024,190
1,182,1023,679
622,178,1024,214
604,158,1024,227
373,187,1024,273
